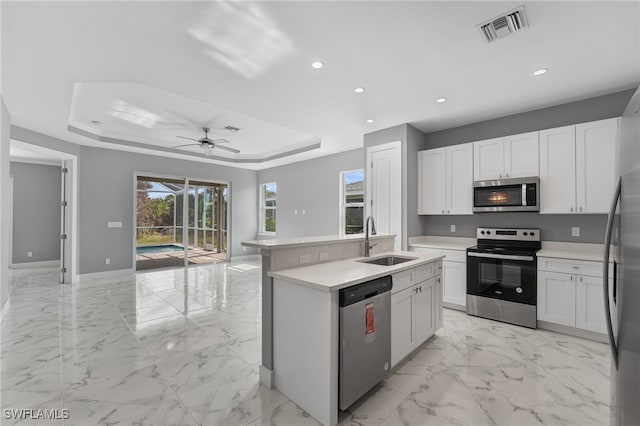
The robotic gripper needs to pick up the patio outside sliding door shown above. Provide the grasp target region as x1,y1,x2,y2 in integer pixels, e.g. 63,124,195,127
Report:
185,180,228,265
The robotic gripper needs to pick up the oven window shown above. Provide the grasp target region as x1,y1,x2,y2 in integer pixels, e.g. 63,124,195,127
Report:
475,184,522,207
479,263,522,289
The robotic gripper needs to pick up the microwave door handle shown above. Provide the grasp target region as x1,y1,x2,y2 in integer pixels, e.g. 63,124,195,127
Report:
467,252,535,262
522,184,526,206
603,175,620,370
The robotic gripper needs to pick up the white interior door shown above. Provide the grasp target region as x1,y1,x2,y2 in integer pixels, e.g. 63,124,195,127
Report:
367,141,402,251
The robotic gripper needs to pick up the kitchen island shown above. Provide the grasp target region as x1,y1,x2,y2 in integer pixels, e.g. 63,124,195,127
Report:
268,251,444,426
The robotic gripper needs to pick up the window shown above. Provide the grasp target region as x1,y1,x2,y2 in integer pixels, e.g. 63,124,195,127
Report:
260,182,277,233
340,170,364,234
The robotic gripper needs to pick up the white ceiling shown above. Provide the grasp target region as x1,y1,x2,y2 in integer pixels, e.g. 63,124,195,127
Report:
2,1,639,170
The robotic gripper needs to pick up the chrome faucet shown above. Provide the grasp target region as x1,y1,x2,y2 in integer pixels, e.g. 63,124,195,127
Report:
364,216,377,257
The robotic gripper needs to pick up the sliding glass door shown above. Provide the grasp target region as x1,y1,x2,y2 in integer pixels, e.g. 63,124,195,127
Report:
135,176,228,270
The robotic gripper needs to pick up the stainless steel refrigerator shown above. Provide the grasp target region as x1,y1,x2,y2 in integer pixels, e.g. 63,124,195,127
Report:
604,86,640,426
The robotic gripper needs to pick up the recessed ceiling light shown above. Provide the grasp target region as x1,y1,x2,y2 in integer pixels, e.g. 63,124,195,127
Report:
436,97,447,103
533,68,548,76
354,87,365,94
366,119,374,123
311,61,324,69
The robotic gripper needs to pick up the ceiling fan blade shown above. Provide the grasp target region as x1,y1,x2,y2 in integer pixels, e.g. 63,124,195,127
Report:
215,145,241,154
172,143,199,148
176,136,199,142
210,138,231,144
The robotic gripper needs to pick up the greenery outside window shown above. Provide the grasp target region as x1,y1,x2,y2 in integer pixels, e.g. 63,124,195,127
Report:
340,170,364,234
261,182,277,233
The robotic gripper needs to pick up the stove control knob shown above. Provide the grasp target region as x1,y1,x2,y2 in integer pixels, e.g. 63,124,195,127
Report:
487,231,491,235
481,231,485,235
516,287,523,294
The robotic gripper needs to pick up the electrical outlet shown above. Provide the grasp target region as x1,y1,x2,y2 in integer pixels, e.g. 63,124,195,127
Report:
105,258,111,265
319,252,329,261
572,227,580,237
27,251,33,258
299,254,310,264
450,224,456,233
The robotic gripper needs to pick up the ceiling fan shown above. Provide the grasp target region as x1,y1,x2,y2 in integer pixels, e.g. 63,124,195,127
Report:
173,127,240,155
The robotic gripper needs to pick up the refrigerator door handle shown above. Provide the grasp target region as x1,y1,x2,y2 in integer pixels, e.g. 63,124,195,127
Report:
603,176,621,370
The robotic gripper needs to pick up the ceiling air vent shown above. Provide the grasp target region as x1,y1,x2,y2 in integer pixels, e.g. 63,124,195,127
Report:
478,5,529,43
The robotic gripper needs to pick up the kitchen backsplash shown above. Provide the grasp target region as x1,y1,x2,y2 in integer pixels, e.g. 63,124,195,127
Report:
419,213,607,243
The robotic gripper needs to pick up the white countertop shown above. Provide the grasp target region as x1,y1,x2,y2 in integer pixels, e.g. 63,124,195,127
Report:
242,233,394,250
408,235,476,251
537,241,609,262
269,251,445,292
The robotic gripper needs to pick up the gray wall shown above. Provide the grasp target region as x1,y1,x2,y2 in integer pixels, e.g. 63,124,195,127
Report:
78,146,258,273
1,98,11,310
257,148,363,239
11,126,258,274
418,89,636,243
10,162,62,263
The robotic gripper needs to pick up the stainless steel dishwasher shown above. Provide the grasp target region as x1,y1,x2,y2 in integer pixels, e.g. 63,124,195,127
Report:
339,275,392,410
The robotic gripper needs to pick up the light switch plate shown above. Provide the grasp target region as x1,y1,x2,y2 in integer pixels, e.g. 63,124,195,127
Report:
319,252,329,261
107,221,122,228
27,251,33,258
299,254,310,264
450,224,456,233
105,258,111,265
572,227,580,237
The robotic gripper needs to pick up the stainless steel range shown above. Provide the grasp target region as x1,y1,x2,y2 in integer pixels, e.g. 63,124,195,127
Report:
466,228,541,328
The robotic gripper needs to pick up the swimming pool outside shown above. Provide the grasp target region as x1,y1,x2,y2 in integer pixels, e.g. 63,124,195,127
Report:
136,244,184,255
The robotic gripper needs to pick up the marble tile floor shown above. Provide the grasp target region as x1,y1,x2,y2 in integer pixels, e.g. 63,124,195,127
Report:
1,261,611,426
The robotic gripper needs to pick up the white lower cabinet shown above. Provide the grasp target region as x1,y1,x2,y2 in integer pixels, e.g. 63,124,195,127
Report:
576,275,607,333
537,257,608,334
537,270,576,327
442,260,466,308
391,276,439,368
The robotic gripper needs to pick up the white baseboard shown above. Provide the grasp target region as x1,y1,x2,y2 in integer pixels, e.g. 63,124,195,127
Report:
0,297,10,321
537,320,607,343
78,268,135,281
10,260,60,269
259,364,274,389
229,254,261,263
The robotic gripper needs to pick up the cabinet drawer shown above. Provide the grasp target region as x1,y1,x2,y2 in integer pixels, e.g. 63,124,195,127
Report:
411,247,466,263
392,269,414,294
538,257,611,278
415,263,435,283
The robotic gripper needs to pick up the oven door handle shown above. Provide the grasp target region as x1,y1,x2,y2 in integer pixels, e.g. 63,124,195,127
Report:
467,252,535,262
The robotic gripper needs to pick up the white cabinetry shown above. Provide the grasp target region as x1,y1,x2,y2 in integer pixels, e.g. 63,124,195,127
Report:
418,143,473,215
537,257,610,334
473,132,539,181
410,247,466,310
540,118,618,214
391,263,441,367
576,118,618,214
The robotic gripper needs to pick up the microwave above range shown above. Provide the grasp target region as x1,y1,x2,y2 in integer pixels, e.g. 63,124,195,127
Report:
473,177,539,213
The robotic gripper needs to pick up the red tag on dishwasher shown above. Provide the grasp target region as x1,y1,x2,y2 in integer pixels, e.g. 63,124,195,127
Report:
365,302,375,334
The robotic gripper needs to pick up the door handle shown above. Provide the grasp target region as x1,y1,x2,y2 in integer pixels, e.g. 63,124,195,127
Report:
570,206,573,212
603,176,621,369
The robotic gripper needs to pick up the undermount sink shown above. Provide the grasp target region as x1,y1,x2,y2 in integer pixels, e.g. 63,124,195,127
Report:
357,255,417,266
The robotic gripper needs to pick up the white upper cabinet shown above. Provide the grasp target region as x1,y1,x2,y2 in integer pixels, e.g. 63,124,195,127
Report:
504,132,540,178
539,125,577,214
474,133,539,181
418,143,473,215
575,118,619,213
540,118,618,214
446,143,474,214
473,138,504,180
418,148,446,215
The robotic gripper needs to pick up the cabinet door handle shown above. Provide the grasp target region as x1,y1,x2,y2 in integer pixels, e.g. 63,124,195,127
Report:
570,207,574,212
441,209,444,214
580,206,583,212
506,173,509,178
447,210,450,214
580,276,583,282
499,174,502,178
570,276,573,281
